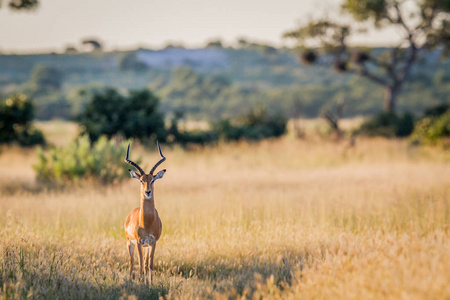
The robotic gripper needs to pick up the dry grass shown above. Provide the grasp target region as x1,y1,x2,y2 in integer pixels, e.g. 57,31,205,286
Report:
35,120,79,147
0,121,449,299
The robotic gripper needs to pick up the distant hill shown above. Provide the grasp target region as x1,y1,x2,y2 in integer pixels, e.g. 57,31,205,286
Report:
136,48,228,69
0,46,448,120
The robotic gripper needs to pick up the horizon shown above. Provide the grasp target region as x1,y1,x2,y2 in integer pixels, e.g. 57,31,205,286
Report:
0,0,401,55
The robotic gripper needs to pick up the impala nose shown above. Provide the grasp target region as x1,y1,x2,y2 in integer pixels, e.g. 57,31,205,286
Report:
145,190,152,198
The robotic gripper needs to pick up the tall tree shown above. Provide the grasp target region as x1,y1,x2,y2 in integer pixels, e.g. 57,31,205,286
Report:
284,0,450,112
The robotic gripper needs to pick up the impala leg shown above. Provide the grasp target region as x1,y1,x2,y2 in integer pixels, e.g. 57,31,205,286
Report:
136,243,144,279
144,247,150,275
149,241,156,284
127,241,135,280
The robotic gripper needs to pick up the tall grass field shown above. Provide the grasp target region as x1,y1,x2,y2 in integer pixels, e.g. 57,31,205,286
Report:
0,121,449,299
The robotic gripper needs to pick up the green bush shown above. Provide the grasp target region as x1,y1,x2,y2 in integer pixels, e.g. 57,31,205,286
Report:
357,111,414,138
165,107,287,146
0,94,45,146
77,88,166,143
214,107,287,141
424,103,450,118
34,135,135,183
410,112,450,145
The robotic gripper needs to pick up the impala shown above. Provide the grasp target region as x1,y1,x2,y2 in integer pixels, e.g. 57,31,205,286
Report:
124,142,166,283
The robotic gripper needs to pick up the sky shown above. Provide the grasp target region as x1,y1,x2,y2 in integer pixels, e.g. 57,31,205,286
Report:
0,0,401,53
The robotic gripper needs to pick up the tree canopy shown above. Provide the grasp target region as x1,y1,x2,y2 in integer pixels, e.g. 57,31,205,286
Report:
0,94,45,146
77,88,166,143
284,0,450,112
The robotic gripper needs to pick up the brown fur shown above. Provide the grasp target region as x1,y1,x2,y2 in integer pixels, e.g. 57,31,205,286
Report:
124,172,164,283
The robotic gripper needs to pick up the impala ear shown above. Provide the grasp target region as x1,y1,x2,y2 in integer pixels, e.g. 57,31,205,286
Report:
153,169,166,181
129,169,141,180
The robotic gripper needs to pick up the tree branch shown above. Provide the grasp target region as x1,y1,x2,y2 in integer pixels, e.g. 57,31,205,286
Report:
393,3,413,36
357,65,390,87
397,44,417,83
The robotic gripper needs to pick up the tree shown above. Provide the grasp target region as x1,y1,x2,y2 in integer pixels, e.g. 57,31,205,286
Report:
206,39,224,48
121,89,166,142
29,65,63,91
0,0,38,10
119,52,149,72
77,88,166,143
284,0,450,112
66,83,105,116
0,94,45,146
81,38,103,52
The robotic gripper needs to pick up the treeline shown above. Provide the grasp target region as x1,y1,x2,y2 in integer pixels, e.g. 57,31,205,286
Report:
0,47,448,121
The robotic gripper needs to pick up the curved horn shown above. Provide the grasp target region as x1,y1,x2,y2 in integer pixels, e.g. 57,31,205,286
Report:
149,141,166,175
124,143,145,175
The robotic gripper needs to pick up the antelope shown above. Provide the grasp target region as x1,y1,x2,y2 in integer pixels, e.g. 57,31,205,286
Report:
124,142,166,283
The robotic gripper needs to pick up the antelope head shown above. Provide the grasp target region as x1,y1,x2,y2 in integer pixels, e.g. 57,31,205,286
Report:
125,142,166,200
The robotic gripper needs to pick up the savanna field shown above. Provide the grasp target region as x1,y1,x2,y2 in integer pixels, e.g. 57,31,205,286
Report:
0,121,449,299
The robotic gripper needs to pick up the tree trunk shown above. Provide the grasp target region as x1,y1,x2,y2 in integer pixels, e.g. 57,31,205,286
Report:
384,86,399,112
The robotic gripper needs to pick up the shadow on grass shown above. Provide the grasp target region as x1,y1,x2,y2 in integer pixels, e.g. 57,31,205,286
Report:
2,272,170,300
2,227,320,299
155,249,313,296
1,243,171,300
2,248,313,300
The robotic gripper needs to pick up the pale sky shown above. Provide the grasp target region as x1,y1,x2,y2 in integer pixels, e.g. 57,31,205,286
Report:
0,0,401,53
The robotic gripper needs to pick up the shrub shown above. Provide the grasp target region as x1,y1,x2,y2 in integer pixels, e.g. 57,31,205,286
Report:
356,111,414,138
214,107,287,141
34,135,134,183
77,88,166,143
0,94,45,146
410,112,450,145
166,108,287,146
424,103,449,118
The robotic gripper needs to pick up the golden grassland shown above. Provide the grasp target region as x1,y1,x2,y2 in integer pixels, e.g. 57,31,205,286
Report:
0,121,449,299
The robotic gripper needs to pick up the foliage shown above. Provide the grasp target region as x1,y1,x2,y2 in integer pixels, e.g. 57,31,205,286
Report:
205,39,224,48
158,68,231,102
166,107,287,146
81,39,102,51
0,48,449,121
0,94,45,146
66,83,106,116
19,65,71,120
214,107,287,141
169,128,217,146
342,0,389,24
77,88,166,143
284,0,450,112
33,135,133,183
410,110,450,145
424,103,450,117
356,111,414,137
29,65,63,92
119,52,149,72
